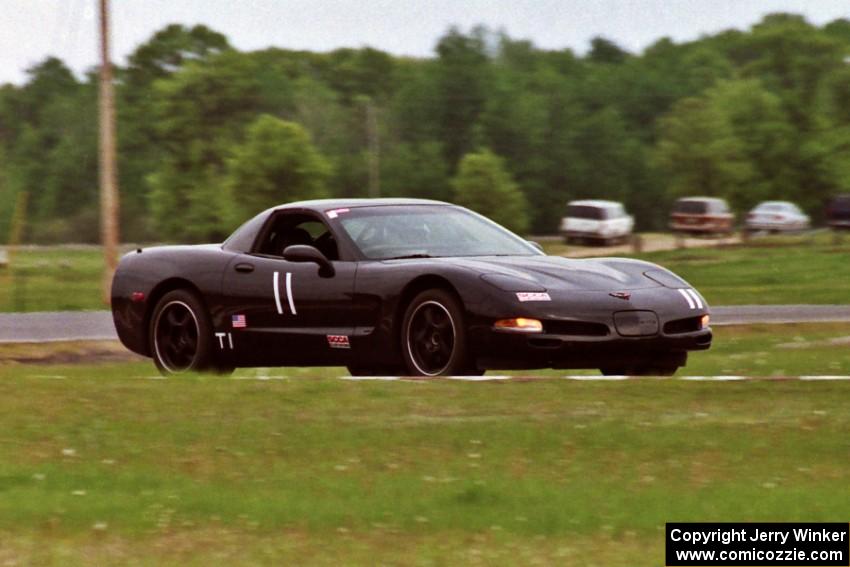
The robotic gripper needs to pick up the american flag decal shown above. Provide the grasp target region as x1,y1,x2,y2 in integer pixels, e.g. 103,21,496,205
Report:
327,335,351,349
231,314,247,328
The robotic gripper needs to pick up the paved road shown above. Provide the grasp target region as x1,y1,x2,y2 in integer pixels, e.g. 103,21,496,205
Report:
0,311,118,343
709,305,850,326
2,305,850,343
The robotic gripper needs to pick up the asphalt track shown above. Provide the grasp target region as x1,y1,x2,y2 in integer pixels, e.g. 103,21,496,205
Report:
2,305,850,343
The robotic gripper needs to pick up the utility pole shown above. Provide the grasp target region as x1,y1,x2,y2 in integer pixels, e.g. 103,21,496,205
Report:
366,99,380,198
98,0,120,304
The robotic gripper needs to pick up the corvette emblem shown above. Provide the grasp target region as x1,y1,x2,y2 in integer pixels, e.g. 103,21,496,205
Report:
609,291,631,300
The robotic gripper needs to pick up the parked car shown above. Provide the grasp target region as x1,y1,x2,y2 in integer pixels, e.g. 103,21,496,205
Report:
745,201,810,233
559,200,634,245
669,197,734,236
826,194,850,230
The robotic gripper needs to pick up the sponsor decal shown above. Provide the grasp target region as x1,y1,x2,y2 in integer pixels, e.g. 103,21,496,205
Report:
609,291,631,301
516,292,551,302
215,332,234,350
231,314,247,328
327,335,351,349
326,208,350,219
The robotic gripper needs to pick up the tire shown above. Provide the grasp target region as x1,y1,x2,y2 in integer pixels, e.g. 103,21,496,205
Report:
149,289,215,376
401,289,476,376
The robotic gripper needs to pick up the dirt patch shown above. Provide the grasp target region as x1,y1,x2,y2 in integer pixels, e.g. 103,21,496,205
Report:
0,340,144,365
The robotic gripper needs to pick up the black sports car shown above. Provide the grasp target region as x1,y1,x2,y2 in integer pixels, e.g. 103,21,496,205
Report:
111,199,712,376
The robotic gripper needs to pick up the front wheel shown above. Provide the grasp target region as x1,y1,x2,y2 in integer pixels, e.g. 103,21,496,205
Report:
149,289,215,375
401,289,476,376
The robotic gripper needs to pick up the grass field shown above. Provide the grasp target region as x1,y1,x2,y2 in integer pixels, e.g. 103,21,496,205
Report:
1,323,849,564
1,233,849,312
0,371,847,565
544,231,850,306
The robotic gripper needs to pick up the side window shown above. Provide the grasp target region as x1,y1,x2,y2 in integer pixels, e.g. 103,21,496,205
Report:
255,213,340,261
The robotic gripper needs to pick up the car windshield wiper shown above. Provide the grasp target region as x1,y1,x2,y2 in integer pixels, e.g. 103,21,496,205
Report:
382,253,435,260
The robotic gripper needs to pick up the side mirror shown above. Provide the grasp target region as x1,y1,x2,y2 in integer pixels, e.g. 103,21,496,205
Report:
527,240,544,253
283,245,335,278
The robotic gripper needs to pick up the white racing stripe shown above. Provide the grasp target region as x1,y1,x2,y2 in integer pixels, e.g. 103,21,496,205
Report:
286,272,297,315
678,288,696,309
800,375,850,381
273,271,283,315
686,289,703,309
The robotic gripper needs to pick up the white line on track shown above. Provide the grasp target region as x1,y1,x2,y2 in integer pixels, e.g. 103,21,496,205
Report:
562,375,630,381
445,375,512,381
340,376,401,381
680,376,746,381
334,375,850,382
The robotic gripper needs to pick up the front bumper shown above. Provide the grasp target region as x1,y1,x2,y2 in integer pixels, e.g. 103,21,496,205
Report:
745,221,803,231
467,286,712,370
470,325,711,370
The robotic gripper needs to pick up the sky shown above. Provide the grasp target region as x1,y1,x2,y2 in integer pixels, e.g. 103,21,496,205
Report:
1,0,849,85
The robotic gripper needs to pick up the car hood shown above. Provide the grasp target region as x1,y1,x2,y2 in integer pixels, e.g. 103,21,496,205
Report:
441,255,663,292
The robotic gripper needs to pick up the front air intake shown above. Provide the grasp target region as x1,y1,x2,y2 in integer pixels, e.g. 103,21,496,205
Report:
545,320,609,337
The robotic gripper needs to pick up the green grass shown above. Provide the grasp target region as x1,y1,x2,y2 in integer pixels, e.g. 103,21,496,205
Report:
1,234,849,311
1,324,850,564
0,246,109,312
545,231,850,305
631,234,850,305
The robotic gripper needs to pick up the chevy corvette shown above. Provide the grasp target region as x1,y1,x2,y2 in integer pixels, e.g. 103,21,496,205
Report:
111,199,712,376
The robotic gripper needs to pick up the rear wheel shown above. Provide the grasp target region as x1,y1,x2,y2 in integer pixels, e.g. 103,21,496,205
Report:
149,289,214,376
401,289,477,376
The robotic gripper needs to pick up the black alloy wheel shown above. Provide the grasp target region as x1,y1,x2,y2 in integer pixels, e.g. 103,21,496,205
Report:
401,289,478,376
150,289,214,375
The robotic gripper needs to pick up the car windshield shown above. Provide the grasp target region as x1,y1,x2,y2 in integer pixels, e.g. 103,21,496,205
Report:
755,203,788,212
335,205,540,260
566,205,606,220
674,200,710,214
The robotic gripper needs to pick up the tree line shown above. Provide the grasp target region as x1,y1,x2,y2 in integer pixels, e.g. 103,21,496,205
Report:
2,13,850,243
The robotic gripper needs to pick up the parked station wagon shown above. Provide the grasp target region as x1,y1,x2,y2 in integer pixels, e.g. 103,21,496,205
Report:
826,195,850,230
559,200,634,245
669,197,734,236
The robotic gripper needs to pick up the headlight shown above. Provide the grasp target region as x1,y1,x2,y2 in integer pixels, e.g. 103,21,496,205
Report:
493,318,543,333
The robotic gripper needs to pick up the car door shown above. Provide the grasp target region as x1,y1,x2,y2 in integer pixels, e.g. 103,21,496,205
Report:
219,211,358,367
